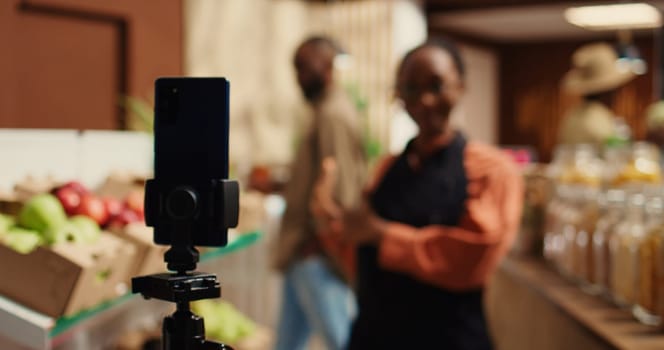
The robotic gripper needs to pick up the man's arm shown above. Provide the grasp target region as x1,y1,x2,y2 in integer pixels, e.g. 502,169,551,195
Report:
316,97,367,210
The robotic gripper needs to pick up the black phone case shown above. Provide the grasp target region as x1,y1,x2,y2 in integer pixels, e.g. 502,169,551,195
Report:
152,77,230,246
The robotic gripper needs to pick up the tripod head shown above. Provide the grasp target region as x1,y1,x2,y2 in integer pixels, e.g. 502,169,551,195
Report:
131,78,240,350
132,180,239,350
144,180,239,274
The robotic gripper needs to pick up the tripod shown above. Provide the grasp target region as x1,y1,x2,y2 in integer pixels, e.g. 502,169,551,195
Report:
132,186,235,350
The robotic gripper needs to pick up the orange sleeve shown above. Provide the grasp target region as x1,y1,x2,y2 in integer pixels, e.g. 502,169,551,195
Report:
377,142,524,291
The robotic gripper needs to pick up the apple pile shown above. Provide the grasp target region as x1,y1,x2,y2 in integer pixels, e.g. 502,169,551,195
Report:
0,212,42,254
0,180,146,254
52,181,144,229
0,193,102,254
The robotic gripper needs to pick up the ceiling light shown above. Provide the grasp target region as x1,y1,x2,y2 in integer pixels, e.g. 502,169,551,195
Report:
564,3,662,30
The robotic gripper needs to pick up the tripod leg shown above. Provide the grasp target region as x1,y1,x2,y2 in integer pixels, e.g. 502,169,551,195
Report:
162,301,236,350
163,303,207,350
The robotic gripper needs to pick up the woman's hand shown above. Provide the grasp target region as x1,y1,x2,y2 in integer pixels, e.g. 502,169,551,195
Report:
343,204,387,245
310,157,388,245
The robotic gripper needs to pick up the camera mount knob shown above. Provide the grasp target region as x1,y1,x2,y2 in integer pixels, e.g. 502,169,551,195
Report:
166,187,199,220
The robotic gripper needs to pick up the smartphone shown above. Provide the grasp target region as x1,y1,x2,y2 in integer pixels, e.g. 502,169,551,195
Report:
148,77,232,246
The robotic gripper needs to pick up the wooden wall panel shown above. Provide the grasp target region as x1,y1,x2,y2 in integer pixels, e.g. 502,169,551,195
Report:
0,0,182,130
14,11,116,129
499,38,655,162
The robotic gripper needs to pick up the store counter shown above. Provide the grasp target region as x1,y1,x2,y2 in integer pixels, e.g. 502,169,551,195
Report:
487,257,664,350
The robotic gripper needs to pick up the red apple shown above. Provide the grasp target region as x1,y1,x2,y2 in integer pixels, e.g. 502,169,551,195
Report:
55,187,81,215
124,190,145,218
76,195,109,226
102,197,124,219
107,208,141,229
60,181,89,195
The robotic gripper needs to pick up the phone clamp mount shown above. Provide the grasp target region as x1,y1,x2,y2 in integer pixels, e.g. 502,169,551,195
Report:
132,179,239,350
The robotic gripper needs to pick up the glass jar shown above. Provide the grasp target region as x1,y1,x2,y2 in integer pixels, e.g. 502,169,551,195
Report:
560,200,579,278
604,145,630,187
512,167,550,256
553,185,580,277
543,146,573,264
574,188,602,286
544,186,565,265
609,193,646,308
547,145,574,182
592,189,626,295
610,142,662,189
559,144,603,188
634,194,664,326
547,145,602,278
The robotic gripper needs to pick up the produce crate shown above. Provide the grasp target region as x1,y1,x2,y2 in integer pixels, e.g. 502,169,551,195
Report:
0,190,21,216
109,223,167,279
96,171,146,200
0,233,135,318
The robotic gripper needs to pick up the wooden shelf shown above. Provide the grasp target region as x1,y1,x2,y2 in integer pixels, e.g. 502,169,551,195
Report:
488,256,664,350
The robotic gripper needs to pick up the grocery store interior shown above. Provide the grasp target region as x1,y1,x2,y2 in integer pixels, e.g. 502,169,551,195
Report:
3,0,664,349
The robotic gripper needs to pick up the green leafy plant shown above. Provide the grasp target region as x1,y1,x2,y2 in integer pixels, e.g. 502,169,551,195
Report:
344,83,382,162
119,96,153,132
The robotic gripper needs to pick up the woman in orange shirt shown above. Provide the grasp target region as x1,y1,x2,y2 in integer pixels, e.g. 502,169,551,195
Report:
313,39,524,349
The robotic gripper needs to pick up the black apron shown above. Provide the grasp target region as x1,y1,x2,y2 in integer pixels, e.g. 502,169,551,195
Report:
348,133,492,350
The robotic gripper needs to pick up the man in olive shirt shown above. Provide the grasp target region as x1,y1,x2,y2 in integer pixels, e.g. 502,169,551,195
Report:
273,36,367,350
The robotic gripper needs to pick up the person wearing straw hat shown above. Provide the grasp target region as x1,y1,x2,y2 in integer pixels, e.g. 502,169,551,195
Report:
645,101,664,165
558,42,636,145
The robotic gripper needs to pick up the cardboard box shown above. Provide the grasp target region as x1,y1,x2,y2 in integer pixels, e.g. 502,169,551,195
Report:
0,189,21,216
110,223,167,279
96,171,147,200
0,234,136,318
13,175,61,203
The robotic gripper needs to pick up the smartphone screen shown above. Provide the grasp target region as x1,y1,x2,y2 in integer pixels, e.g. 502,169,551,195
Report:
151,77,230,246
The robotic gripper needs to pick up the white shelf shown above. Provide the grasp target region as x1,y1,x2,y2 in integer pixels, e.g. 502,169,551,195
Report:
0,295,53,349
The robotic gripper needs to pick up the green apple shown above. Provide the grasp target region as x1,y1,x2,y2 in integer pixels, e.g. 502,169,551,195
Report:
44,216,101,244
68,215,101,243
3,227,42,254
44,222,77,244
18,194,67,233
0,214,15,236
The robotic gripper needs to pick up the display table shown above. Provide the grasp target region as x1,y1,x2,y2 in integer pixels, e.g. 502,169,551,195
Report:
487,257,664,350
0,231,262,350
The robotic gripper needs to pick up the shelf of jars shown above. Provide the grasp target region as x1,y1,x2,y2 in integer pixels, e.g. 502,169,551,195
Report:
500,141,664,349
